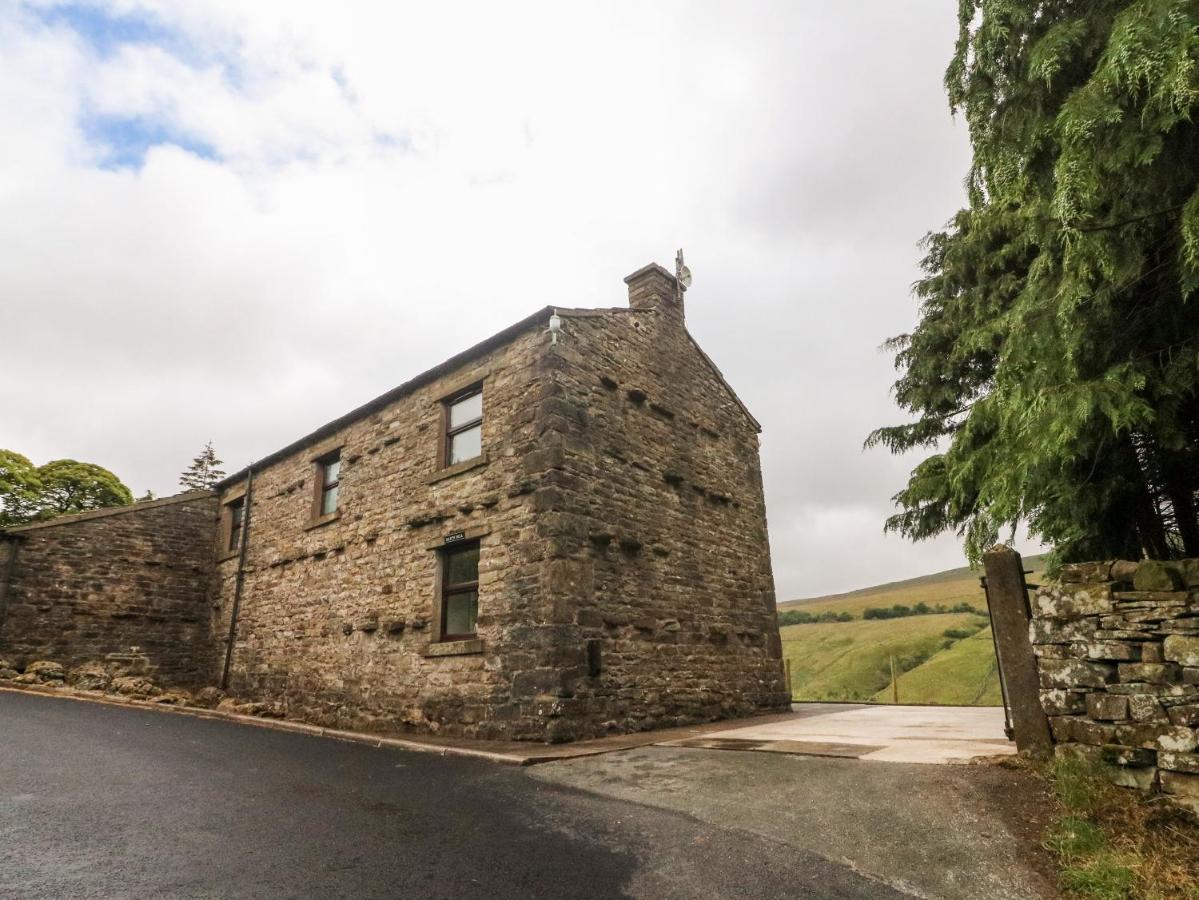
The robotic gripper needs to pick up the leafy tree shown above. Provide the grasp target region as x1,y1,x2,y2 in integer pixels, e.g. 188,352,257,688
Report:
0,451,133,525
0,450,43,526
34,460,134,518
179,441,225,492
870,1,1199,564
777,609,858,626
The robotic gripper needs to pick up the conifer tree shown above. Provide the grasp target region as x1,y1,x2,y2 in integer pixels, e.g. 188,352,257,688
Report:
871,1,1199,564
179,442,226,492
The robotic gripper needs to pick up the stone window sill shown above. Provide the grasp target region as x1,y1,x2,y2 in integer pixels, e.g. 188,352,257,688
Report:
216,549,240,563
422,638,485,658
304,511,341,531
425,453,489,485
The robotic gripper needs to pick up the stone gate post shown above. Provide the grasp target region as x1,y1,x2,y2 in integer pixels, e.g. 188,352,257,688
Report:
983,545,1053,758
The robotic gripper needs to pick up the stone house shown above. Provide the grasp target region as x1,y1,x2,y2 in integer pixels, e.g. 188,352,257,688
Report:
1,261,788,742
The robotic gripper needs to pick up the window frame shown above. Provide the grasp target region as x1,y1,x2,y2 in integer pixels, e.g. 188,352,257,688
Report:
439,540,480,642
224,497,245,554
441,386,483,469
311,449,342,521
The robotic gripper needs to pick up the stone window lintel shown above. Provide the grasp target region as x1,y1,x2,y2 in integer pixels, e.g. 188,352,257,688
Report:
424,526,491,552
307,437,344,462
222,483,248,503
430,367,493,407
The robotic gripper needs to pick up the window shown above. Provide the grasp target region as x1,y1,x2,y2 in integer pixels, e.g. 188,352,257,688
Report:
226,498,245,553
444,389,482,466
440,541,479,640
315,450,341,517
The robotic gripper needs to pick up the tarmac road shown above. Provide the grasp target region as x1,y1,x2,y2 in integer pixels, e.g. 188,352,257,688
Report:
0,690,907,899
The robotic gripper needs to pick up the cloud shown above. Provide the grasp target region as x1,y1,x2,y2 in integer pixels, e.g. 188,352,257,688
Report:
0,0,1042,599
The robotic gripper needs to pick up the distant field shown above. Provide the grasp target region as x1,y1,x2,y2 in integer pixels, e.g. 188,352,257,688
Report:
779,553,1046,618
869,627,1002,705
777,555,1044,705
780,613,987,702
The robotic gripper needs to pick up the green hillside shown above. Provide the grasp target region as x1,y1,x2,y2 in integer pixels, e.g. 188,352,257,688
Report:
781,613,988,702
780,553,1046,619
775,556,1043,705
869,627,1002,705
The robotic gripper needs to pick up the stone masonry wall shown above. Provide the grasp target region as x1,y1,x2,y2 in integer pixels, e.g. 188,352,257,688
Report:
535,280,789,734
213,270,787,743
214,325,563,740
1032,559,1199,806
0,493,218,685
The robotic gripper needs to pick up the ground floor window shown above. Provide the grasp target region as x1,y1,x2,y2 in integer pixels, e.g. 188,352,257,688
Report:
440,541,479,640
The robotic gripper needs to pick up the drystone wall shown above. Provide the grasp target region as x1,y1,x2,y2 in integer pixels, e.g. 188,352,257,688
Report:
0,493,218,685
1032,559,1199,806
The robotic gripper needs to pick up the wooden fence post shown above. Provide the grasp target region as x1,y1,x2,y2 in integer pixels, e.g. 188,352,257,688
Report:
982,545,1052,758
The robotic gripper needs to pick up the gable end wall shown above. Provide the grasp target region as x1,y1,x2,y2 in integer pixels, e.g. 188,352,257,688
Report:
530,308,789,737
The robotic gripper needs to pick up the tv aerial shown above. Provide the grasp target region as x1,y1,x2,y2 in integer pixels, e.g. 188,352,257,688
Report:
675,249,692,290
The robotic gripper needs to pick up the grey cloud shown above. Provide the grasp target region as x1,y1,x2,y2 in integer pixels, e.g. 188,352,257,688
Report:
2,1,1039,601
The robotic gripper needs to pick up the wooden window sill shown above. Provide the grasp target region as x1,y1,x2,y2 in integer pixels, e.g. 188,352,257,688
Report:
423,638,485,658
425,453,488,485
304,511,341,531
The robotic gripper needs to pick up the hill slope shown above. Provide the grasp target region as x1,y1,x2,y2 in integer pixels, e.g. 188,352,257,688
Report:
777,556,1044,705
779,553,1046,619
869,627,1002,705
780,613,986,702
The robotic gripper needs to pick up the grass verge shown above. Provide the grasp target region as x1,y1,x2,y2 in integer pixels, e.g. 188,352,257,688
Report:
1041,755,1199,899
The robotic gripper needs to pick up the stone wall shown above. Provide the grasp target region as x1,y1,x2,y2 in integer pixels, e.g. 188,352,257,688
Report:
211,265,786,743
0,266,784,743
213,324,557,740
541,274,789,733
1032,559,1199,806
0,493,218,685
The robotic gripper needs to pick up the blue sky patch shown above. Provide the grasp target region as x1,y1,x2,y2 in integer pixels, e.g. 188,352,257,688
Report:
35,2,176,58
82,113,219,170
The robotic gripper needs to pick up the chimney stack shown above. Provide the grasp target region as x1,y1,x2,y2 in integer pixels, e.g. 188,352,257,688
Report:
624,262,684,321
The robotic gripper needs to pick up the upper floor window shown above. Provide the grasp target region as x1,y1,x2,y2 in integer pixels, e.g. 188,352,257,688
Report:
226,498,245,553
315,450,341,517
440,541,479,640
444,389,482,466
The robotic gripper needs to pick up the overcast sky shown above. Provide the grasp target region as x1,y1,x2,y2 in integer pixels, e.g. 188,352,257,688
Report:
0,1,1042,598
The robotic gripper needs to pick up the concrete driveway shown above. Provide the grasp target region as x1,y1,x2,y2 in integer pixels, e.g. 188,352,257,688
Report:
660,703,1015,764
530,745,1056,900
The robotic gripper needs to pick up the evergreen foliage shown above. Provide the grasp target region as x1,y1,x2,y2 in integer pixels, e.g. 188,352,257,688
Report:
179,441,225,492
0,450,133,526
870,1,1199,564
